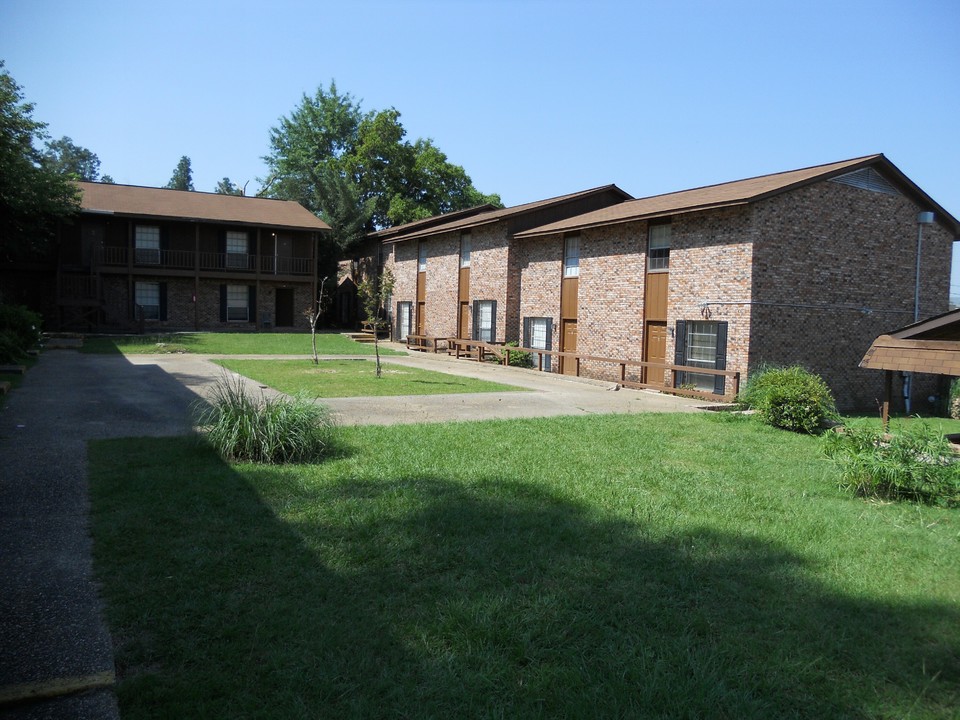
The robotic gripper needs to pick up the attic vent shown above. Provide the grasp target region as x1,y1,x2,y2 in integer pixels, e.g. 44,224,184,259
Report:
830,167,899,195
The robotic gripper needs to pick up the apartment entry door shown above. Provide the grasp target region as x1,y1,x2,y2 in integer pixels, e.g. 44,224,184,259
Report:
644,321,667,385
560,319,578,376
275,288,295,327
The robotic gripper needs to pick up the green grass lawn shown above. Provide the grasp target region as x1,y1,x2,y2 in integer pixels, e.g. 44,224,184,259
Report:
79,331,402,356
215,358,526,397
90,413,960,718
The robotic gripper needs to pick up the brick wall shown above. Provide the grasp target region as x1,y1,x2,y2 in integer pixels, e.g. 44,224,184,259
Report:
102,277,312,332
746,180,953,410
423,233,459,338
516,235,562,353
469,223,511,342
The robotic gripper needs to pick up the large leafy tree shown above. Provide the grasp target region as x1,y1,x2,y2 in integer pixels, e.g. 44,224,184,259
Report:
261,81,500,249
41,136,101,181
165,155,194,191
0,62,79,263
214,177,245,195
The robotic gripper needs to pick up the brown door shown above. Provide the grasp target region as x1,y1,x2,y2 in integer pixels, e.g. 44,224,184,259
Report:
416,302,425,335
560,319,578,375
644,321,667,385
458,302,470,339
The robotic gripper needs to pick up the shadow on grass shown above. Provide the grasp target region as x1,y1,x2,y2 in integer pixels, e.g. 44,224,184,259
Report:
91,440,959,718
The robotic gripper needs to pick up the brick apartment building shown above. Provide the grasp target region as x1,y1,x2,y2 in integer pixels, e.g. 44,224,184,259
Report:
383,155,959,410
54,182,329,331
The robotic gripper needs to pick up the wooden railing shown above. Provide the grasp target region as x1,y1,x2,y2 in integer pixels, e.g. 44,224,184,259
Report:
96,247,313,275
444,338,740,402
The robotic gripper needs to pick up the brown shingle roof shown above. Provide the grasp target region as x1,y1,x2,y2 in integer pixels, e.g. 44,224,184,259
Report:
860,337,960,375
379,184,632,243
515,154,960,238
860,309,960,375
369,203,500,240
76,182,330,231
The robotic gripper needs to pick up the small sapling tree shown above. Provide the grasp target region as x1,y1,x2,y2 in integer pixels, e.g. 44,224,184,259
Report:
303,276,331,365
357,267,394,378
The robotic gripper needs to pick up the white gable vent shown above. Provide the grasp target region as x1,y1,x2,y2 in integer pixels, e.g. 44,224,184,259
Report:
830,166,899,195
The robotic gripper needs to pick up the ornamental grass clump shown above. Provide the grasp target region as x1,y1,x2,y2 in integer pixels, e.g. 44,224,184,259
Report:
738,364,837,433
195,373,337,464
823,421,960,507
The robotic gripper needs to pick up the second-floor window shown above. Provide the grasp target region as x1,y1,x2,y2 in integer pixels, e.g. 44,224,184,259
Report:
460,233,471,268
418,243,427,273
648,223,671,272
226,231,249,269
563,234,580,278
135,225,160,264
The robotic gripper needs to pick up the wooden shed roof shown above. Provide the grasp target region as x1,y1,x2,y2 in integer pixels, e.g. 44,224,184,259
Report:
860,309,960,375
77,182,330,232
514,154,960,239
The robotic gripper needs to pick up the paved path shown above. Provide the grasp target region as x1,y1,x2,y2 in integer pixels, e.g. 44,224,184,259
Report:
0,347,705,717
0,352,196,718
129,347,706,425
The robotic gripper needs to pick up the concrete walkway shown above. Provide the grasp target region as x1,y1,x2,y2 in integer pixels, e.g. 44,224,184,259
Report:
129,346,706,425
0,346,705,717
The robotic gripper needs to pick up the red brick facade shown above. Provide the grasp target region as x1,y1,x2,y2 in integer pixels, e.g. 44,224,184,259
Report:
384,162,957,411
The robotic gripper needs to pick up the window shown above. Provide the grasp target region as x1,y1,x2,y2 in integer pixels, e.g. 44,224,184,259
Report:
135,225,160,264
563,234,580,278
418,243,427,273
225,231,249,269
648,223,671,272
460,232,471,268
226,284,249,322
135,281,160,320
473,300,496,343
396,301,412,340
674,320,728,394
523,317,552,371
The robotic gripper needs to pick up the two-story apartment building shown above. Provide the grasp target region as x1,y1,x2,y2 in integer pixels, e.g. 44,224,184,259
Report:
384,155,959,410
56,183,329,331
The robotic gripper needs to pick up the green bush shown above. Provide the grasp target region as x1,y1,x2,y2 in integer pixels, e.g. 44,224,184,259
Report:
0,304,41,361
195,374,337,464
505,341,534,369
822,421,960,507
738,365,837,433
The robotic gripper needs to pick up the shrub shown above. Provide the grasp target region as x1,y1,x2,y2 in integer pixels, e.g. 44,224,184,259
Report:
738,365,837,433
0,304,41,361
950,378,960,420
504,341,534,369
822,421,960,507
195,373,337,464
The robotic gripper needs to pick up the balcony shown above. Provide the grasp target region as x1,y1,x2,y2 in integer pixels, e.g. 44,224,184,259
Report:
96,247,314,276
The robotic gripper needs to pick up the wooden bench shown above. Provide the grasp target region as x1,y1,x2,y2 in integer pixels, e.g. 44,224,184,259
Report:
406,334,448,353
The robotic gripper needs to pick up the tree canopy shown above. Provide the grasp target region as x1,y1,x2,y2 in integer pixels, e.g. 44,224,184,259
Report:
261,82,500,252
165,155,194,191
41,136,101,181
0,62,79,263
215,177,245,195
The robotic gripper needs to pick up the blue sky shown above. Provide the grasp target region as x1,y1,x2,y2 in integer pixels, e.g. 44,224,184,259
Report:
2,0,958,296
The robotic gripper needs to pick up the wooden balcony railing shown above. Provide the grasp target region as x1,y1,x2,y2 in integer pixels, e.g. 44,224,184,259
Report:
96,247,313,275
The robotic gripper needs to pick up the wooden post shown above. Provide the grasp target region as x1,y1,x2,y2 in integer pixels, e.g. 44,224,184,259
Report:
882,370,893,432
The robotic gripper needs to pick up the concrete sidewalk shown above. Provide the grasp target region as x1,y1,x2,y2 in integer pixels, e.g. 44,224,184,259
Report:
129,345,706,426
0,352,197,718
0,346,704,717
